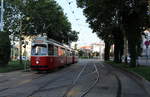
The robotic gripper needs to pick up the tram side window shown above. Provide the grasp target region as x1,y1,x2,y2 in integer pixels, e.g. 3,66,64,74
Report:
59,48,66,56
72,51,78,56
66,50,71,56
66,50,68,56
54,46,58,56
72,51,75,56
70,51,72,56
76,52,78,56
63,49,66,56
67,50,71,56
48,44,54,55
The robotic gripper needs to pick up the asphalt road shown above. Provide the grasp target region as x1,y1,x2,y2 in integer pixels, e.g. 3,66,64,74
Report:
0,59,149,97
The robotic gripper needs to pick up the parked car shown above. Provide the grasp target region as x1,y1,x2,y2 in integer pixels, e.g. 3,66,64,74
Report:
17,56,29,60
122,56,131,63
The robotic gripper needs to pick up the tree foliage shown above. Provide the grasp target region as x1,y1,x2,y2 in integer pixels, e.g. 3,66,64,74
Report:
4,0,79,43
77,0,150,66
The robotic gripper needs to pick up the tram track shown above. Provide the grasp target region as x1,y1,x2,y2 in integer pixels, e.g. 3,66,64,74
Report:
79,63,100,97
27,75,64,97
26,66,85,97
0,65,82,95
0,60,125,97
114,73,122,97
62,62,100,97
0,73,48,93
1,60,149,97
105,63,122,97
0,66,76,95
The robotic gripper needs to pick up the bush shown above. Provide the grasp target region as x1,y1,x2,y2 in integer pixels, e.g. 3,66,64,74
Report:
0,32,11,66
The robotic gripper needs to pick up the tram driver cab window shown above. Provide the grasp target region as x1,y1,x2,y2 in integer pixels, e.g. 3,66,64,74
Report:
31,44,48,56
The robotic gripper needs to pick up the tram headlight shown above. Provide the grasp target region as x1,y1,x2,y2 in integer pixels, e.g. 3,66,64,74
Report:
36,61,39,64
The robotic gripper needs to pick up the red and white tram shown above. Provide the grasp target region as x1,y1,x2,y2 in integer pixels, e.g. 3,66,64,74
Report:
72,50,78,63
30,36,78,71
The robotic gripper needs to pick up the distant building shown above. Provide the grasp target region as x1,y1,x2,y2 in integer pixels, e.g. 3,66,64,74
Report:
79,42,105,58
79,45,93,58
10,35,33,60
91,43,105,58
22,36,32,58
80,45,93,50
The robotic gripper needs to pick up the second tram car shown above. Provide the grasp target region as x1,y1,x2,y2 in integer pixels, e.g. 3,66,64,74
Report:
31,36,78,71
72,50,78,63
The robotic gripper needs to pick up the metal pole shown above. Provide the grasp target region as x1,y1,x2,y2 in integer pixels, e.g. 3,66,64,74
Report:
99,44,101,59
19,18,22,64
146,33,149,65
146,46,148,65
1,0,4,31
24,43,27,72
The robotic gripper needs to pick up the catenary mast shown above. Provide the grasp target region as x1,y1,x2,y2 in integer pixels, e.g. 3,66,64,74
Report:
0,0,4,31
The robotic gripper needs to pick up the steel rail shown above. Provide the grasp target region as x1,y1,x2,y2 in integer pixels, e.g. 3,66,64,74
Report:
62,63,88,97
63,61,100,97
27,68,78,97
79,63,100,97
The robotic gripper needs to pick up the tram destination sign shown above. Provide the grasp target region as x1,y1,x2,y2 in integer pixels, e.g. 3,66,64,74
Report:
34,40,44,43
33,37,47,44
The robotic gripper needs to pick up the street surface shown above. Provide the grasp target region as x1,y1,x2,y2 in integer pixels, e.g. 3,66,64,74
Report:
0,59,149,97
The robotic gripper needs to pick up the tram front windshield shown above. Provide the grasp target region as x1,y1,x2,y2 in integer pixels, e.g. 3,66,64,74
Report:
32,44,48,56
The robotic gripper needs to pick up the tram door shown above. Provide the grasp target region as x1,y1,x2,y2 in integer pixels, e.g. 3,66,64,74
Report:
48,44,55,68
48,44,59,68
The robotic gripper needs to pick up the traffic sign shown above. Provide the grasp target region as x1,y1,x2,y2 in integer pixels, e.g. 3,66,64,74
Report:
144,41,150,47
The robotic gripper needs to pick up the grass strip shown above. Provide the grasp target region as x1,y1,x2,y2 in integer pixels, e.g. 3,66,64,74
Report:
0,60,30,73
105,61,150,81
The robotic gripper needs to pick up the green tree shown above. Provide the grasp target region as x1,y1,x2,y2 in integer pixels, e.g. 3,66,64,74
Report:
4,0,22,35
112,26,124,63
77,0,149,66
120,0,149,66
4,0,79,64
77,0,123,61
5,0,79,43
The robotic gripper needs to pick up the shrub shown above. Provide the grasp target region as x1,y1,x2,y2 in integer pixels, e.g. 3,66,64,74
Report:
0,32,11,66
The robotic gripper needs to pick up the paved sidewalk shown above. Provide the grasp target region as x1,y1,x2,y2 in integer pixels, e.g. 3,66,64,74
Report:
137,57,150,66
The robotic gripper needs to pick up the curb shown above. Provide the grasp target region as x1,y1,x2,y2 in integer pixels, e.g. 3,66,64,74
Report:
106,63,150,96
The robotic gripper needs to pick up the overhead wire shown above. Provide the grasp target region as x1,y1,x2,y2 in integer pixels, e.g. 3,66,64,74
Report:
63,0,83,32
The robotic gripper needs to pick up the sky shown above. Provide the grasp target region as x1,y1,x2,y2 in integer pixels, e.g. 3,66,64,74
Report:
55,0,101,47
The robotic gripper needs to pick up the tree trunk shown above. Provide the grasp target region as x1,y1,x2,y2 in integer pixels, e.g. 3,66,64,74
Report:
124,37,128,64
128,38,137,67
114,44,120,63
104,41,111,61
113,27,124,63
